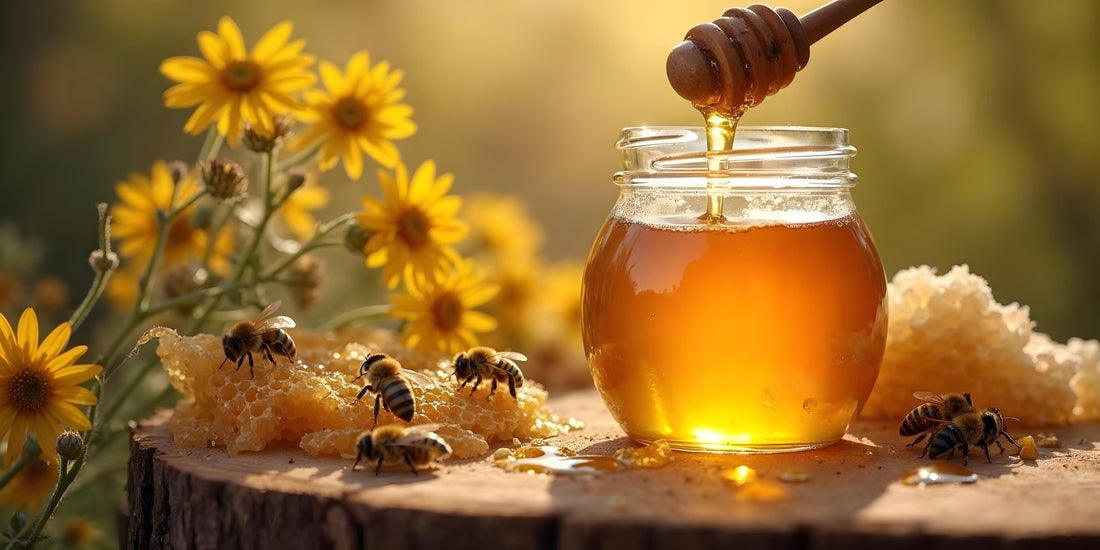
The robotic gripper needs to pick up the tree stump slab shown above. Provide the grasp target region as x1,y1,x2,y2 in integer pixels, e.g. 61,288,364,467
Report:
127,389,1100,549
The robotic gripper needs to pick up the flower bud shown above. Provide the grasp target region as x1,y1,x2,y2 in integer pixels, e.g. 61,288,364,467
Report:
286,255,325,310
243,116,293,153
161,265,208,313
56,431,85,461
88,249,120,274
344,223,372,255
285,171,307,194
201,158,248,199
168,160,190,185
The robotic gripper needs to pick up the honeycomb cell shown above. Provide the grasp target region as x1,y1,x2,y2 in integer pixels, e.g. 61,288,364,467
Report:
157,328,579,458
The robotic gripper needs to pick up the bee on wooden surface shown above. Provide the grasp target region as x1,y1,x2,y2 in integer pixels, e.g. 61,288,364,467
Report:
924,407,1023,466
353,352,433,427
900,391,974,448
219,300,296,378
353,424,452,475
451,346,527,399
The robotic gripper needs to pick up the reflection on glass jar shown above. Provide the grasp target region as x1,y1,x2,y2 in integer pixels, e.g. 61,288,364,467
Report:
582,127,888,453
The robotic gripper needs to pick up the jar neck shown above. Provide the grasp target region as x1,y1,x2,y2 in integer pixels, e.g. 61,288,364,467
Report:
615,126,858,190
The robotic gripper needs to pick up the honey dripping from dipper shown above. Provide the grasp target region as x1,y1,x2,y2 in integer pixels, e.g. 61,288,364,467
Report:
665,0,884,222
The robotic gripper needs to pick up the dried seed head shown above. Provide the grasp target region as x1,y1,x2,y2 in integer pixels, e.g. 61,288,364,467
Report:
201,158,248,199
243,116,293,153
287,255,325,310
56,431,86,461
160,265,208,313
344,223,373,255
88,250,120,274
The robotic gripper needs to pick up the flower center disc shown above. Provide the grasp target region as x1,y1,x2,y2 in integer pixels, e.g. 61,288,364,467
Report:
333,97,368,130
9,369,51,414
222,61,261,91
396,208,431,249
431,292,464,332
166,216,196,252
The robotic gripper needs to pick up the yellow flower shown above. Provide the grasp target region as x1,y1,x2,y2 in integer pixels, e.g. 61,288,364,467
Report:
0,308,101,465
462,194,543,262
294,51,416,179
539,260,584,341
160,17,316,147
483,257,542,346
0,457,58,510
356,160,467,288
63,517,102,547
111,161,234,270
389,260,499,355
278,174,330,240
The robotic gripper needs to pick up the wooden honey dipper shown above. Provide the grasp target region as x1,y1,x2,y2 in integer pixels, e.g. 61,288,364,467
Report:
667,0,884,117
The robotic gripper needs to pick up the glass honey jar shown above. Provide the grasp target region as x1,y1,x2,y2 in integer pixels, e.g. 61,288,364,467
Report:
581,126,888,453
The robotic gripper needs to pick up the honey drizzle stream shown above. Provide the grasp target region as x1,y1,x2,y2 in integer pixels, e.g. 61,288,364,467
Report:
702,109,742,222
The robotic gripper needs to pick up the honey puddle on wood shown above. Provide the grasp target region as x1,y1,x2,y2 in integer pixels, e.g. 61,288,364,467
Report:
494,440,673,475
900,462,978,485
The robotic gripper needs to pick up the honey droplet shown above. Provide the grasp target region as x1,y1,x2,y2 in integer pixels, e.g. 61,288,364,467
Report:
900,462,978,485
721,465,759,486
501,446,622,475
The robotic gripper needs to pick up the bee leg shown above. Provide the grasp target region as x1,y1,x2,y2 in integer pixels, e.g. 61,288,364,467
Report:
404,453,419,476
919,436,936,458
356,385,371,401
457,376,471,391
261,343,277,365
961,443,969,466
508,377,517,399
994,439,1007,454
373,394,382,428
247,352,256,379
1000,431,1023,453
906,433,927,448
470,375,482,396
375,457,384,476
488,378,498,401
353,453,362,471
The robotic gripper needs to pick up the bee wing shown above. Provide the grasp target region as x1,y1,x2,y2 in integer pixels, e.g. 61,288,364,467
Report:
253,300,283,324
254,315,296,332
492,351,528,362
406,423,444,433
912,391,946,405
391,424,445,446
402,369,435,388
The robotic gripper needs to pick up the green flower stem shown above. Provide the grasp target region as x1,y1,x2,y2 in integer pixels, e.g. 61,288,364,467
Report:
260,214,354,280
18,456,76,549
0,446,41,491
196,127,225,165
68,204,114,332
273,142,321,172
321,304,392,331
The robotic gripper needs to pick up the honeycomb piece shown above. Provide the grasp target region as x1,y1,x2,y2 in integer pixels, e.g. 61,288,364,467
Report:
1018,435,1039,460
862,265,1097,426
157,328,579,459
1036,433,1061,448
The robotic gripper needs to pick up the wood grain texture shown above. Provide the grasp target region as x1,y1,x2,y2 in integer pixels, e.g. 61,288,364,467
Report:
127,390,1100,549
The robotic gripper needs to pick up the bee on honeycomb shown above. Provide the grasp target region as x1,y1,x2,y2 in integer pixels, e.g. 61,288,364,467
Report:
157,329,580,459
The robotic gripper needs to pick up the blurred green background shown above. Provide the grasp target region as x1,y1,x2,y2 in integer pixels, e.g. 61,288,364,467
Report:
0,0,1097,338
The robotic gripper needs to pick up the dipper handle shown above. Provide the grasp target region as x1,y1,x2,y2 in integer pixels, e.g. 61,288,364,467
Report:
666,0,884,117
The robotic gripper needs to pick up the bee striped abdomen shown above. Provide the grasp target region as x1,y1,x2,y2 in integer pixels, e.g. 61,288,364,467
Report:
927,425,964,458
382,379,416,422
900,404,944,436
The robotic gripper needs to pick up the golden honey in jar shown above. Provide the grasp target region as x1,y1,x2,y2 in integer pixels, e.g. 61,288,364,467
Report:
582,126,887,453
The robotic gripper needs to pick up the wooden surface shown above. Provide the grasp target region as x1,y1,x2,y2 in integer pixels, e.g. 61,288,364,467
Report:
127,390,1100,549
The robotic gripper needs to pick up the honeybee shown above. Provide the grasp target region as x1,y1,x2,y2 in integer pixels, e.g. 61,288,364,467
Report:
352,352,433,427
451,346,527,399
924,407,1023,466
900,391,974,448
353,424,452,475
219,300,297,378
